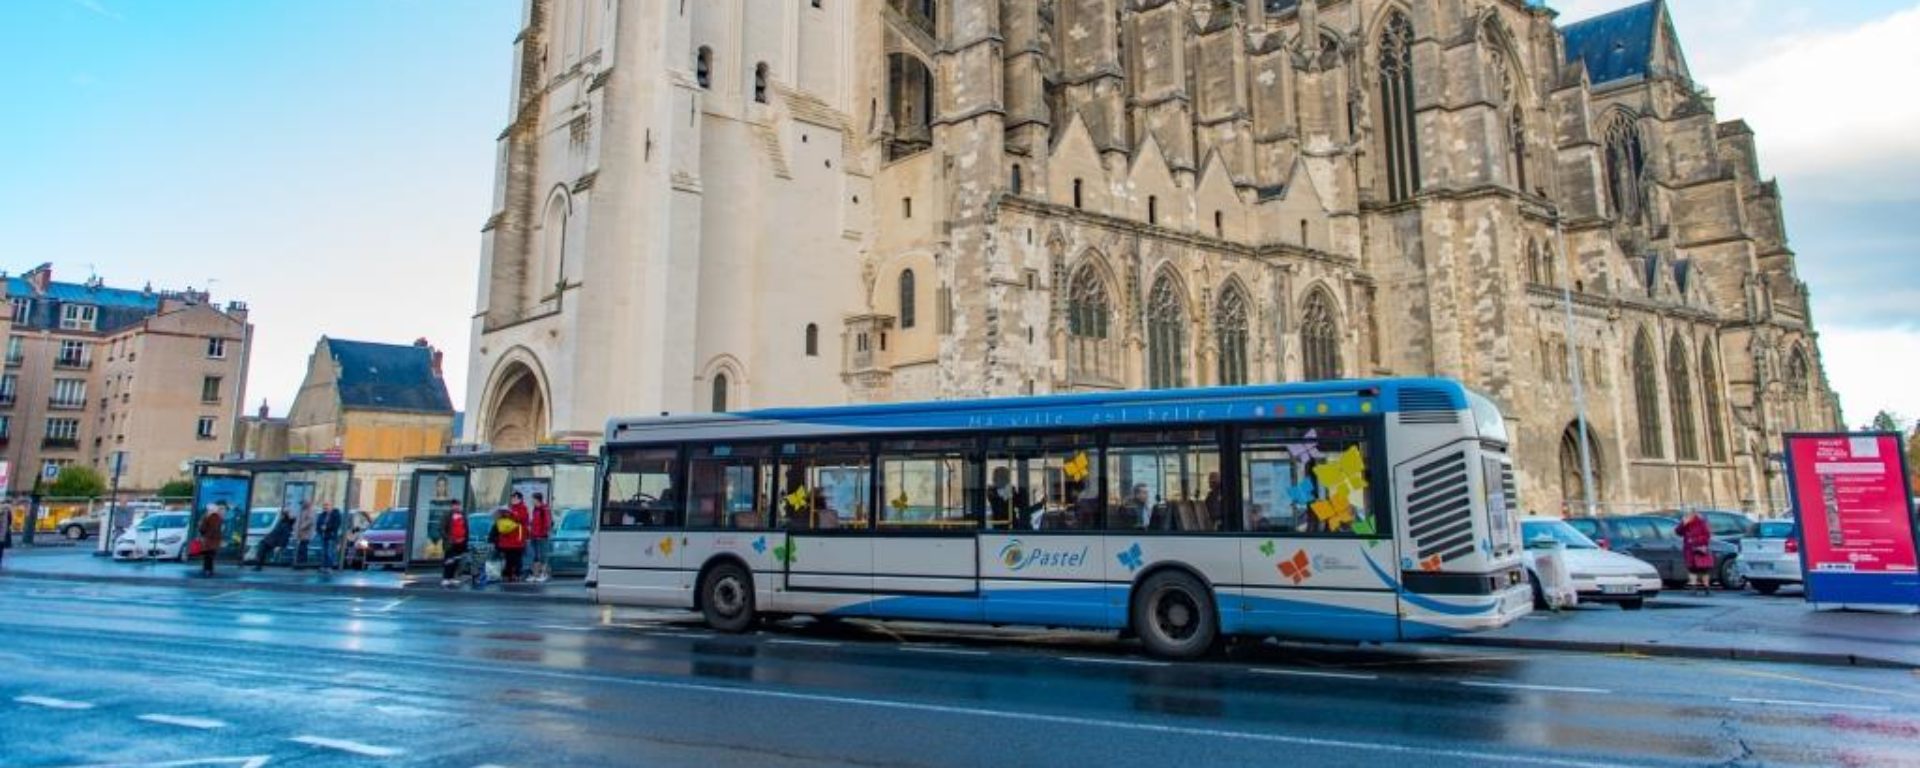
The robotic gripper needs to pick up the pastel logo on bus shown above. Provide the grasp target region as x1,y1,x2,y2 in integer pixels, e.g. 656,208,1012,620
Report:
999,539,1089,571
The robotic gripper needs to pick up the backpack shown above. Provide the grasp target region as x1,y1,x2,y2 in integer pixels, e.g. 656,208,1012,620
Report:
448,512,467,545
495,516,521,537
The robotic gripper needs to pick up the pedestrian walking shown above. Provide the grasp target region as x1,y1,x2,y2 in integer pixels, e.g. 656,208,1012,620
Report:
316,503,344,574
292,501,318,568
441,500,471,587
254,508,294,570
2,504,13,570
1676,510,1715,596
528,492,554,583
194,502,225,577
492,503,527,583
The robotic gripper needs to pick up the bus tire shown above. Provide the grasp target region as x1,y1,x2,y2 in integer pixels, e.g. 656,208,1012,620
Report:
700,561,757,633
1131,570,1217,660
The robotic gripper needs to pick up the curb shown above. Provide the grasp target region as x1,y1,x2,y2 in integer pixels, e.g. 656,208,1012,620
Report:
0,568,596,606
1437,634,1917,670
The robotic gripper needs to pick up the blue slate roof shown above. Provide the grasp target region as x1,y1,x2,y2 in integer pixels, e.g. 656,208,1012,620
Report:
324,338,454,414
1560,1,1659,85
7,275,165,333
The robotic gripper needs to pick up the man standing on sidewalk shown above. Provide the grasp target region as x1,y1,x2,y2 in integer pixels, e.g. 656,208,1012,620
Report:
292,500,318,569
528,492,554,583
1,504,12,570
316,503,343,574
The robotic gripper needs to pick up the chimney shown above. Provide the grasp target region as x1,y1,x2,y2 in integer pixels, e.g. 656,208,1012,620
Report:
24,263,53,296
431,350,444,377
258,400,271,420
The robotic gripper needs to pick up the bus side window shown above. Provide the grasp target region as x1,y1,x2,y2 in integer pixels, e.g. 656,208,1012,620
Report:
1105,429,1223,533
1239,423,1378,537
600,447,682,529
984,433,1100,531
687,447,774,530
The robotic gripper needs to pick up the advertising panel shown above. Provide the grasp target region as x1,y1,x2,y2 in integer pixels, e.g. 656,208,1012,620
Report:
411,471,468,562
1785,433,1920,607
193,475,252,561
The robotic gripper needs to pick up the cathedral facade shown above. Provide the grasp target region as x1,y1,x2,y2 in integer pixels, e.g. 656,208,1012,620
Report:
462,0,1840,516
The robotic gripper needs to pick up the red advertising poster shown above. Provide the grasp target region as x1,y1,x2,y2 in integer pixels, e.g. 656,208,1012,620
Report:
1787,434,1918,576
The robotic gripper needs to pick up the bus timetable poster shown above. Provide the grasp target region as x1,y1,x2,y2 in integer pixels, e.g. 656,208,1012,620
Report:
1784,433,1920,607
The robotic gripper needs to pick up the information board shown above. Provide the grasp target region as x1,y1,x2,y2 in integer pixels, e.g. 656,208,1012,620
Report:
1784,432,1920,607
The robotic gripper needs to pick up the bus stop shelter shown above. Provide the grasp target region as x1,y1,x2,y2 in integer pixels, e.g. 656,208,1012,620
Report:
400,448,598,571
190,457,355,564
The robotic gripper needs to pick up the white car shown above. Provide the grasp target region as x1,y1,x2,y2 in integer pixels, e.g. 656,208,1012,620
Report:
112,512,192,561
1522,519,1663,610
1738,520,1802,595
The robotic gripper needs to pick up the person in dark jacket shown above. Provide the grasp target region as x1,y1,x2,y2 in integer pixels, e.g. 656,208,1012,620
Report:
196,502,225,577
316,503,344,574
1,505,13,570
254,508,294,570
441,500,470,587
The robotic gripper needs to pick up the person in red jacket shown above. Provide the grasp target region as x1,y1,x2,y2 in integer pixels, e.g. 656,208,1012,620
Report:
1675,510,1715,596
528,492,555,583
493,494,530,582
441,500,470,587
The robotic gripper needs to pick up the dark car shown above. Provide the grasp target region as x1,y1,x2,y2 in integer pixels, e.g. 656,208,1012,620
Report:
546,508,593,577
1653,509,1756,543
355,508,410,569
1565,515,1742,588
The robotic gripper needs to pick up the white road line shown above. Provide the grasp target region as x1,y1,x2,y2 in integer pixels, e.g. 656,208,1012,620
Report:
1062,656,1169,668
1251,668,1379,681
439,618,490,626
535,624,593,632
1461,681,1611,695
290,735,407,758
900,645,990,657
138,714,229,730
766,638,840,648
14,695,94,710
1730,697,1892,713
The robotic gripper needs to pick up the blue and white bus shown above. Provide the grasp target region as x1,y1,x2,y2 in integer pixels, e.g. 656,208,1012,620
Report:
588,378,1530,658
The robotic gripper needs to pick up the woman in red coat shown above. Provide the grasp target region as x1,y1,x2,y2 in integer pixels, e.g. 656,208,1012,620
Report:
1675,510,1715,596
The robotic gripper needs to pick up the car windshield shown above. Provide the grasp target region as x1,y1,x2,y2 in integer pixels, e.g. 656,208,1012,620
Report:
371,511,408,531
1755,521,1796,539
1522,519,1598,549
559,509,593,532
136,514,187,532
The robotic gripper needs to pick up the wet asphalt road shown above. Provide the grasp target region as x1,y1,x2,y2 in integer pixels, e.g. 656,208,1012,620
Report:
1,577,1918,767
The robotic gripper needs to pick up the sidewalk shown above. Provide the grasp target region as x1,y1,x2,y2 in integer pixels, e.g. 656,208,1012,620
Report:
1443,590,1920,669
0,545,592,605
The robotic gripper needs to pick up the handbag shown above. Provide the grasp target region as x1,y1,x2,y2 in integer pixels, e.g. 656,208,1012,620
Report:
188,539,206,557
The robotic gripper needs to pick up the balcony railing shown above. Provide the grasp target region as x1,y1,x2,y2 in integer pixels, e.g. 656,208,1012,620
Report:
41,436,78,450
49,398,86,411
54,356,92,370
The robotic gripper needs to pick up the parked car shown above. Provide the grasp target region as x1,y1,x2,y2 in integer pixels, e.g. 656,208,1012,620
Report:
1654,509,1757,542
546,508,593,576
112,513,191,561
355,508,411,569
1564,514,1742,589
1522,519,1662,610
59,515,101,541
1738,520,1802,595
340,510,375,569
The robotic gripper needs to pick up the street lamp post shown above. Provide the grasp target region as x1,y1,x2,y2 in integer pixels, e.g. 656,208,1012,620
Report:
1552,217,1599,518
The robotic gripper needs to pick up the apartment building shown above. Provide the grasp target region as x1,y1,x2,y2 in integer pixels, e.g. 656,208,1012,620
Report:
2,264,252,495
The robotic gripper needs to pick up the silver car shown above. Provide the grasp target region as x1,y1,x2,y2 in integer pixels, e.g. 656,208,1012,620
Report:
1737,520,1802,595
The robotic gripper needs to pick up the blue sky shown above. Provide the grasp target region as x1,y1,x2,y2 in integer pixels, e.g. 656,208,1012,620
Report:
2,0,1916,430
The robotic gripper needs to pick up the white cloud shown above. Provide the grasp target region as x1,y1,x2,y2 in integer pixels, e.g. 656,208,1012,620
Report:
1817,326,1920,429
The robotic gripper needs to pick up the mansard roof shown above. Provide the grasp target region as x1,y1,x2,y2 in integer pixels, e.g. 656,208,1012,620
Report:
1560,1,1659,85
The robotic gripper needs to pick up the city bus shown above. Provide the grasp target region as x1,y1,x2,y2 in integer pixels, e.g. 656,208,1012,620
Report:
587,378,1531,658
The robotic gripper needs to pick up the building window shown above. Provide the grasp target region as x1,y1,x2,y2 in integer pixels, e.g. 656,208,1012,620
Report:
207,337,227,359
1668,336,1698,461
0,415,10,440
1067,262,1115,383
1147,195,1158,225
754,62,770,103
1378,12,1420,203
1072,178,1084,209
5,336,21,365
1603,111,1647,221
1301,289,1342,381
1010,164,1022,195
56,340,88,368
58,304,97,331
0,374,14,405
805,323,820,356
711,373,729,413
1510,109,1528,193
51,379,85,409
1784,347,1811,431
1701,348,1728,462
1632,329,1664,459
1214,211,1224,238
695,46,713,88
898,269,917,329
1216,285,1250,386
1146,273,1186,389
902,197,912,218
196,416,217,440
201,375,223,404
9,299,28,324
45,417,79,445
885,52,935,160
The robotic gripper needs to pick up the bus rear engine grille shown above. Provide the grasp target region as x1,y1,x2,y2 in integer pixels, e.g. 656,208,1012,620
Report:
1407,451,1475,563
1396,387,1460,425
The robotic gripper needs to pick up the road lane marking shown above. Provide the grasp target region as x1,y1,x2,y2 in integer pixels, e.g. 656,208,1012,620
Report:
68,756,269,768
1062,656,1168,668
767,638,840,648
291,735,407,757
138,714,228,730
1461,681,1610,695
1251,668,1379,681
900,645,990,657
14,695,94,710
439,618,490,626
1730,697,1891,712
535,624,593,632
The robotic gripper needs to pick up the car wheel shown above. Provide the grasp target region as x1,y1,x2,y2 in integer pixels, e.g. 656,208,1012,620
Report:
1529,573,1549,610
700,561,757,634
1131,570,1218,660
62,525,85,541
1752,580,1780,596
1717,559,1744,591
1619,598,1645,611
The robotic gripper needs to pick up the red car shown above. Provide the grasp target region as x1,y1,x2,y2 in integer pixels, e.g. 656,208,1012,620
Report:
354,508,410,569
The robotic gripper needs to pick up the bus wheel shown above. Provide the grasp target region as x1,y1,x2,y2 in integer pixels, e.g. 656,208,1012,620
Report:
701,562,756,633
1132,571,1217,660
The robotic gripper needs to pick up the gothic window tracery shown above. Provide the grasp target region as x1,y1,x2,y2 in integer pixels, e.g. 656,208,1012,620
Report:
1067,263,1116,383
1216,285,1250,386
1701,347,1727,462
1784,347,1811,430
885,53,934,160
1378,13,1420,202
1147,273,1187,389
1300,289,1341,381
1669,335,1698,461
898,269,917,329
1632,329,1664,458
1604,112,1648,221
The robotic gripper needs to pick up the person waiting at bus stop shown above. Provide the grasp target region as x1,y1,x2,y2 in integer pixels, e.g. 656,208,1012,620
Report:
254,507,293,570
316,503,344,574
491,504,528,582
528,492,554,583
194,502,225,577
441,500,471,587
